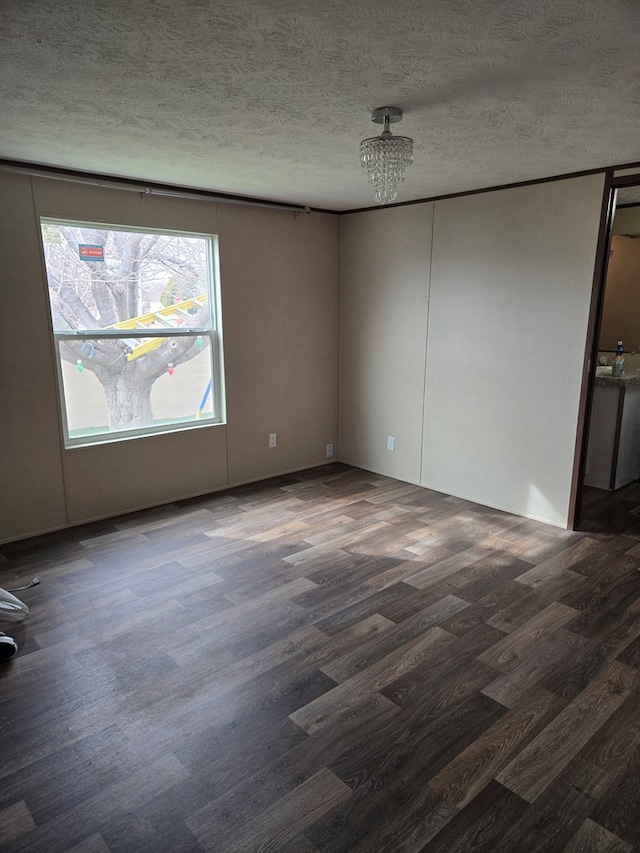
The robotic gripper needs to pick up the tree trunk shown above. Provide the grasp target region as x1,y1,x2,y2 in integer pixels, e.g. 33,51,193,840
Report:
101,371,154,431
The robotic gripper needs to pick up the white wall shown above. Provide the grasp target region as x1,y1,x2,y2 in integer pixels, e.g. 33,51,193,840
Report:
1,167,607,540
219,204,339,485
423,176,604,525
339,204,433,483
0,173,68,538
0,173,339,543
340,174,606,527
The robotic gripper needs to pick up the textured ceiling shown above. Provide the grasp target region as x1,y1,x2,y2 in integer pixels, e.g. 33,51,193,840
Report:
618,186,640,205
1,0,639,211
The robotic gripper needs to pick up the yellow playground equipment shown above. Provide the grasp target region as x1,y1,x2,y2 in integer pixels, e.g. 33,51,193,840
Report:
111,295,208,361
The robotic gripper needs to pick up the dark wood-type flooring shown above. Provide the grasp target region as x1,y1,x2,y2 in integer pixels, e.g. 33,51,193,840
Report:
2,465,640,852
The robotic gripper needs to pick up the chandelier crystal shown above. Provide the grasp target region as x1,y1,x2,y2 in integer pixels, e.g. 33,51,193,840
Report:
360,107,413,205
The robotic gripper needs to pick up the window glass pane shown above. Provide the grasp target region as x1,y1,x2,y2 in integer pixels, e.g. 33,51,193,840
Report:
41,221,211,332
39,218,222,447
59,336,215,442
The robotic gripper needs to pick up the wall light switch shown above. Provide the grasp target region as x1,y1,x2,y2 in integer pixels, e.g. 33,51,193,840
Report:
269,433,277,448
387,436,395,451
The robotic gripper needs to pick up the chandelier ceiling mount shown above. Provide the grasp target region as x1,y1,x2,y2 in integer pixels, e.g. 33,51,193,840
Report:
359,107,414,206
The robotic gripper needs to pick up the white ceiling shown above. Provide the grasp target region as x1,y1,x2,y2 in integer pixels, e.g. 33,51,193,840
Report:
618,186,640,205
1,0,639,211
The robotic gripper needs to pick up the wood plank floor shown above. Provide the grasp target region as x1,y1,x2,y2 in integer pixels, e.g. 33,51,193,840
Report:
2,465,640,852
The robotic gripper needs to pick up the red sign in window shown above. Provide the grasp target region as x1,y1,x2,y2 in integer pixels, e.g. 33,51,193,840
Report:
78,244,104,261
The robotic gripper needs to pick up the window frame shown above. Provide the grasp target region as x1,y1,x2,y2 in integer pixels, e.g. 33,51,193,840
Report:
40,217,225,449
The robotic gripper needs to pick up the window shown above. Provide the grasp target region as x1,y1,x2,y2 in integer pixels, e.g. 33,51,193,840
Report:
40,219,223,447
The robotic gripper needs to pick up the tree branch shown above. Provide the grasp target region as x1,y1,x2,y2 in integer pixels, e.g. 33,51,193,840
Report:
55,287,100,329
58,337,129,372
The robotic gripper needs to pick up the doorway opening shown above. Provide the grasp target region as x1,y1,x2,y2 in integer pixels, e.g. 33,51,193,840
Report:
575,176,640,533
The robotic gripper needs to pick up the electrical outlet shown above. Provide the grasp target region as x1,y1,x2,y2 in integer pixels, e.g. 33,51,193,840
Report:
269,433,277,448
387,435,395,451
326,443,333,458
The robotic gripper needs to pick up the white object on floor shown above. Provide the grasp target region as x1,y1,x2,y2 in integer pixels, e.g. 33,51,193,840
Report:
0,588,29,623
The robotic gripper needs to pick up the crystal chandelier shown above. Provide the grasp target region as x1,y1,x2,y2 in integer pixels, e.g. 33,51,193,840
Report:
360,107,414,205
